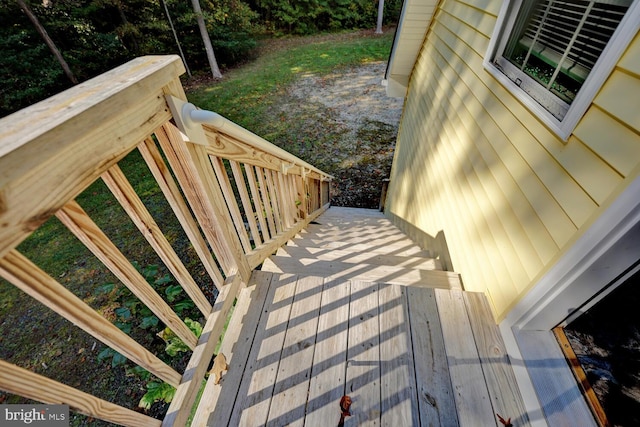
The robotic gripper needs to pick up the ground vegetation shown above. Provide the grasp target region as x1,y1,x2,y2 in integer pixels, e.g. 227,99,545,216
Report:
0,0,402,117
0,30,400,425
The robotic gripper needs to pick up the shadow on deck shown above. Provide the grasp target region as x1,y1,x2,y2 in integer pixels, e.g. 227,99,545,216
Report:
193,270,531,426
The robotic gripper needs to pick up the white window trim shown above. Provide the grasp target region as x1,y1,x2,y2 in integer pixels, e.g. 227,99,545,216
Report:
484,0,640,141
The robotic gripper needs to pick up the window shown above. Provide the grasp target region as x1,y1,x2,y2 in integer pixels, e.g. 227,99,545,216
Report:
485,0,639,140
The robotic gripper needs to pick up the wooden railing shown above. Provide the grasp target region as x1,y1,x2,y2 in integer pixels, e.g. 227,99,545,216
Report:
0,56,331,426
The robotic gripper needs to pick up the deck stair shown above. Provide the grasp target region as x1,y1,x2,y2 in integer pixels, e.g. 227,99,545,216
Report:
193,207,532,426
261,207,462,289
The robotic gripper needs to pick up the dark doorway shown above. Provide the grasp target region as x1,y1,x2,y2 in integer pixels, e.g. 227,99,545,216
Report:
561,269,640,426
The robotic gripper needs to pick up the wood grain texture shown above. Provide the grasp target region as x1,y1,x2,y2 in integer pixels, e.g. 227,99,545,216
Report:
156,121,250,280
256,165,278,238
0,57,183,260
139,136,225,291
199,119,330,180
407,286,458,426
345,280,381,427
231,160,263,246
276,246,442,270
163,274,245,427
276,173,295,229
266,170,284,234
244,204,329,270
210,155,253,253
0,360,161,427
228,274,298,427
56,200,198,349
464,292,531,427
435,289,496,426
267,275,324,427
0,250,181,386
378,284,420,426
199,271,273,427
244,163,271,241
305,278,350,426
204,130,305,177
263,256,460,289
102,164,212,316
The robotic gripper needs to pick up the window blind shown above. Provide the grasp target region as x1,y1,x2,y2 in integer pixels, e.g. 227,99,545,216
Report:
502,0,631,107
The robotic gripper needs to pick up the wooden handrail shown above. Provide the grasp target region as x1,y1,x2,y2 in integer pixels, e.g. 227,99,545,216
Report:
0,55,332,426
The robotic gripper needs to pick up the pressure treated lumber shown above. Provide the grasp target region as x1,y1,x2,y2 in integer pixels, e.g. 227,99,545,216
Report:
407,286,458,426
228,274,298,426
163,274,245,427
156,121,250,280
266,275,323,426
0,56,184,259
56,200,198,349
464,292,531,427
275,246,442,270
197,271,273,427
138,137,225,291
0,360,161,427
0,250,181,387
345,280,381,426
210,155,253,252
244,164,271,241
435,289,496,426
230,160,263,246
379,284,420,426
102,164,212,316
305,278,350,426
201,271,530,426
262,257,460,289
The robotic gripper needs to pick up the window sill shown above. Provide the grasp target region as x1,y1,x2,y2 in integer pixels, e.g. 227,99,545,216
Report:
483,59,573,142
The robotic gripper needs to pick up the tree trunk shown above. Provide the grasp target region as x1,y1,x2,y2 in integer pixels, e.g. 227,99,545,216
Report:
115,0,139,53
16,0,78,84
160,0,191,77
190,0,222,79
375,0,384,34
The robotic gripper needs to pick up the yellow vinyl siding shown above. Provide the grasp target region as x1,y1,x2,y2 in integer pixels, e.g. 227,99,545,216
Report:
387,0,640,318
574,107,640,176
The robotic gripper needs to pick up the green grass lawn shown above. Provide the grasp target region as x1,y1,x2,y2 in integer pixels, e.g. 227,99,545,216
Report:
187,30,395,134
0,29,396,425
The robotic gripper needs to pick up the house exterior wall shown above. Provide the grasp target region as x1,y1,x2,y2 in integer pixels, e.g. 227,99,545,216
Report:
385,0,640,320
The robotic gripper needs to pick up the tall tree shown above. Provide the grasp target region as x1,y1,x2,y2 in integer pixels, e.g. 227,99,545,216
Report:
190,0,222,78
15,0,78,84
375,0,384,34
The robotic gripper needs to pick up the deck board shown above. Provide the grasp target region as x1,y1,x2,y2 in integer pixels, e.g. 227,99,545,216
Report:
407,286,459,426
436,289,497,426
267,276,324,426
345,280,381,426
464,292,532,427
229,274,298,427
199,271,273,427
200,269,530,427
305,278,351,426
379,284,420,426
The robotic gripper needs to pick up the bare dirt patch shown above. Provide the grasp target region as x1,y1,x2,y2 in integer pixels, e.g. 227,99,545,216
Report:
272,61,403,207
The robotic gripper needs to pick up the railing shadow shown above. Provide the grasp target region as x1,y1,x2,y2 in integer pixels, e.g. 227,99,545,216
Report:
227,275,424,426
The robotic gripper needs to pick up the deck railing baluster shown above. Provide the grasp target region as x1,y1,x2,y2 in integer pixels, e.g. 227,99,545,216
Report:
0,55,331,426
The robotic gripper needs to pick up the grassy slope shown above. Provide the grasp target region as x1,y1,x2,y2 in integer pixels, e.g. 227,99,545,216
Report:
188,29,396,207
188,30,394,130
0,29,396,424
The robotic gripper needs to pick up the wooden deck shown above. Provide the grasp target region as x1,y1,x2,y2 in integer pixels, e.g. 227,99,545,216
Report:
192,208,531,426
